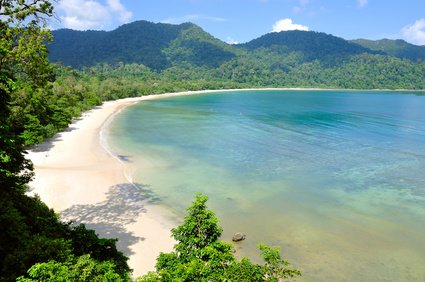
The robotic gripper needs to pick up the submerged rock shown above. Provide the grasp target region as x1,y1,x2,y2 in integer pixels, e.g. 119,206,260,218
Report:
232,232,246,242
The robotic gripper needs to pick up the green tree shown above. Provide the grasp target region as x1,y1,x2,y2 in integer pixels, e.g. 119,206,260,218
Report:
137,193,301,281
17,254,125,282
0,2,131,281
0,0,53,190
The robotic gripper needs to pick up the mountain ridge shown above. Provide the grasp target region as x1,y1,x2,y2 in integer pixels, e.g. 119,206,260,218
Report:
49,20,425,70
238,30,383,61
49,20,198,69
48,20,380,69
351,38,425,61
48,20,425,89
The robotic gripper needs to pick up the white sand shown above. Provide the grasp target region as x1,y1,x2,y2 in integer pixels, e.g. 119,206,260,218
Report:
26,92,202,277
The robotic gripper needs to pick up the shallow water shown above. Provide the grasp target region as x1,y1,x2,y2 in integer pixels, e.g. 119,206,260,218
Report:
107,90,425,281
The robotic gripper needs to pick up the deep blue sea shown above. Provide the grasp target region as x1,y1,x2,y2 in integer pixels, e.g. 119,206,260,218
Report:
107,90,425,281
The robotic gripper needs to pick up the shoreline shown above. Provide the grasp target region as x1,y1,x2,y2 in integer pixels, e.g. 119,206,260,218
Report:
25,87,423,277
27,94,183,277
27,89,251,276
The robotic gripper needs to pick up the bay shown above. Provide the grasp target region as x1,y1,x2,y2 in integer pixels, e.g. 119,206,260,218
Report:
107,90,425,281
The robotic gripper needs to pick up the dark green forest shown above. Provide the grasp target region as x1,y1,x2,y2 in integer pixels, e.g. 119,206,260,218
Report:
1,1,425,280
48,20,425,91
352,38,425,61
1,1,130,281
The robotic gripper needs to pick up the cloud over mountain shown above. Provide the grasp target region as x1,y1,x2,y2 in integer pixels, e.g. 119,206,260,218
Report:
272,18,309,32
57,0,132,30
402,19,425,45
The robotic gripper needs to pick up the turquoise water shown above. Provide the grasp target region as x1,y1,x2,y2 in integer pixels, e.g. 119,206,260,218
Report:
108,90,425,281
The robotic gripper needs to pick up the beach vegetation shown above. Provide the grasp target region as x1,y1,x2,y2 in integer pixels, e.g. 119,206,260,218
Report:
1,0,424,281
0,1,130,281
137,193,301,281
16,254,126,282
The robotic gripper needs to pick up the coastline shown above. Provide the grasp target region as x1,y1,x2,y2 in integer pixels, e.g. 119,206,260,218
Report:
25,87,423,277
27,94,183,277
26,89,254,276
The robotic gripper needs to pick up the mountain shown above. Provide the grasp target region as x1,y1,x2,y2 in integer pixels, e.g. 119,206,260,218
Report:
50,24,380,70
48,21,425,89
51,21,420,70
162,24,237,68
351,39,425,61
49,21,238,70
239,30,381,63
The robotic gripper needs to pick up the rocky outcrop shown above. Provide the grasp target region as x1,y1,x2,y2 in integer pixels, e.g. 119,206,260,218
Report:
232,232,246,242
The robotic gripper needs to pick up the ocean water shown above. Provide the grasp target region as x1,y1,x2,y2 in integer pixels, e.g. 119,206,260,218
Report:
107,90,425,281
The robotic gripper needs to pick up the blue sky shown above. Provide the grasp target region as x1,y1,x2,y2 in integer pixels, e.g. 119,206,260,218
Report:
52,0,425,45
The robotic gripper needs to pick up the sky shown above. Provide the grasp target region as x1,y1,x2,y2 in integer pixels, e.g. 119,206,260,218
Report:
51,0,425,45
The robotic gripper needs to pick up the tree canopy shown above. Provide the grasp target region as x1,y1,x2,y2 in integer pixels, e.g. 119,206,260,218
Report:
0,0,53,192
0,1,130,281
137,194,301,281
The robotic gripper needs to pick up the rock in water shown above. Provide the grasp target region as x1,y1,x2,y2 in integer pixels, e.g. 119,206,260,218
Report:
232,232,246,242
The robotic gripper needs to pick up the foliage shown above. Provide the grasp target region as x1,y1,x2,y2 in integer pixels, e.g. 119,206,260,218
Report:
239,30,381,64
137,194,301,281
49,21,209,70
0,1,130,281
0,191,130,281
352,38,425,62
46,21,425,101
16,254,125,282
163,24,237,68
0,0,54,192
69,224,130,276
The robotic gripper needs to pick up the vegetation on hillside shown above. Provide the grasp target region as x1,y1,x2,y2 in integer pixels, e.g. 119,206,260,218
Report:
352,38,425,62
240,30,382,63
137,194,301,281
0,1,129,280
48,20,237,70
48,22,425,94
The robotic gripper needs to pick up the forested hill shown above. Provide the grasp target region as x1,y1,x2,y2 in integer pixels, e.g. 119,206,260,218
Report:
351,38,425,61
51,21,382,69
49,20,425,90
239,30,382,62
49,20,238,70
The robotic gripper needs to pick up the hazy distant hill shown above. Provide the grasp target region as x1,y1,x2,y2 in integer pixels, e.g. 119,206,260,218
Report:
351,39,425,61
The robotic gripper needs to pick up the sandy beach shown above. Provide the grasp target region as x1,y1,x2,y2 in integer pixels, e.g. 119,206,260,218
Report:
23,87,364,276
27,87,405,277
26,91,214,277
28,89,273,276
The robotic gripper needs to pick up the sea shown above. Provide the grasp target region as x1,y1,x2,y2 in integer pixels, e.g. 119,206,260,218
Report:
106,90,425,281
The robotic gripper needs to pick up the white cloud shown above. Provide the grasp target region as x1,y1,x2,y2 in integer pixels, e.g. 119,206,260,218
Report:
161,14,227,25
107,0,132,23
401,19,425,45
357,0,368,8
57,0,132,30
226,36,239,45
272,18,309,32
